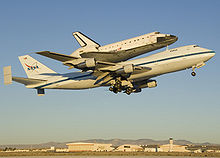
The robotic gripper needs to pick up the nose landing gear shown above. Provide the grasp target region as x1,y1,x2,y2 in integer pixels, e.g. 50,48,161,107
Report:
191,71,196,76
191,66,196,77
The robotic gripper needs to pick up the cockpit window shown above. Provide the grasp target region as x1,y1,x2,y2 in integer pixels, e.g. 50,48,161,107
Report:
193,45,199,47
170,49,177,52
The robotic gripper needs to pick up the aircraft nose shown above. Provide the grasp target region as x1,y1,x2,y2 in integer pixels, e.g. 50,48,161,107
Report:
165,34,178,42
157,34,178,43
204,50,215,61
208,51,215,58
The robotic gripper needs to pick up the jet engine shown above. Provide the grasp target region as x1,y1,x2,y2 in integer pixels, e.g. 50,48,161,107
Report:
136,80,157,89
115,64,134,75
77,58,96,69
147,80,157,88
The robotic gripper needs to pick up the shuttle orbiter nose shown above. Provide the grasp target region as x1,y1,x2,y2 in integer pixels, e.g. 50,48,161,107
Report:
165,34,178,43
156,34,178,46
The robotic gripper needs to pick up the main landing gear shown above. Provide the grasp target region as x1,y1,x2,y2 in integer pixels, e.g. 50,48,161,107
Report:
109,78,122,94
109,78,134,95
125,87,133,95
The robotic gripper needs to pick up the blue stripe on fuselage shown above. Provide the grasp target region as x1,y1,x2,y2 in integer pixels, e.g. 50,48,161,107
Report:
135,51,215,66
35,73,92,89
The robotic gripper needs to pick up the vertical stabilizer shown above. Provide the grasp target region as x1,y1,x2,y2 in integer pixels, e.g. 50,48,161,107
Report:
18,55,56,79
72,32,100,47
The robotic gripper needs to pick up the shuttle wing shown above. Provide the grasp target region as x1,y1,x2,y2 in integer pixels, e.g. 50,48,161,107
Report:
36,51,78,62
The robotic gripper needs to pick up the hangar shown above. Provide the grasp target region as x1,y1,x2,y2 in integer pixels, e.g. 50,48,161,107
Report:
116,144,143,152
66,142,113,152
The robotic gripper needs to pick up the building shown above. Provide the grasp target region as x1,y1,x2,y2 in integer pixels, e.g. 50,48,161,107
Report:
159,138,190,152
144,145,163,152
66,142,113,152
116,144,143,152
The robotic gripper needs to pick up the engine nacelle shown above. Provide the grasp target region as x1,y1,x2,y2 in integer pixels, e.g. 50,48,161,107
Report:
137,80,157,88
147,80,157,88
116,64,134,75
77,58,96,69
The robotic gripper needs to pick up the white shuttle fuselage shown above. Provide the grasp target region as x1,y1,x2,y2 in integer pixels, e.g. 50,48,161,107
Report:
71,31,178,62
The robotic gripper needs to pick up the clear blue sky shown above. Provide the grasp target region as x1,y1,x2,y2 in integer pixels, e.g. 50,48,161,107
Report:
0,0,219,145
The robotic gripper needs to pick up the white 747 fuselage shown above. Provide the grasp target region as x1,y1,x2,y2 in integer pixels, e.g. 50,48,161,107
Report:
18,45,214,93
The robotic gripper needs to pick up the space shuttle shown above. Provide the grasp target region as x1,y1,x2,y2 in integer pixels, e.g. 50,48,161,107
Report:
36,31,178,70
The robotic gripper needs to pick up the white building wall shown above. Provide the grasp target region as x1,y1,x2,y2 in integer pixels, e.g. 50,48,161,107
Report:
66,142,113,152
116,144,143,152
144,148,156,152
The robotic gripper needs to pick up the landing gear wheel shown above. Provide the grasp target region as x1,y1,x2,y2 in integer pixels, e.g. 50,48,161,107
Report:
109,87,113,91
113,88,118,94
117,88,122,92
125,87,133,95
114,83,121,89
191,72,196,76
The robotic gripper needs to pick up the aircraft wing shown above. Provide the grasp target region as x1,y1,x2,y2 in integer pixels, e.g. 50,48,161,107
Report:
36,51,78,62
94,64,152,85
35,51,151,75
99,64,152,73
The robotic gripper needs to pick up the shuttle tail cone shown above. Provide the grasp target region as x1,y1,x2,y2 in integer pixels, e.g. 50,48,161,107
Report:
3,66,12,85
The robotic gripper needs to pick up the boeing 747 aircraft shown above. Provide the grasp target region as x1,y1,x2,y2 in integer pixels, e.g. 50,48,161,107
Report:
4,45,215,95
36,31,177,69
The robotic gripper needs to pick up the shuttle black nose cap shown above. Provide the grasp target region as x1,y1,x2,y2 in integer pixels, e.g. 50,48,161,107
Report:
165,34,178,42
170,35,178,41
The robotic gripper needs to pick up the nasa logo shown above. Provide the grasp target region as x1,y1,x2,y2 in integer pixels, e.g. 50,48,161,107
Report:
24,63,39,71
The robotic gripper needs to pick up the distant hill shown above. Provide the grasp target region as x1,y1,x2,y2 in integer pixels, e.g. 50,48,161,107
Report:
0,139,218,149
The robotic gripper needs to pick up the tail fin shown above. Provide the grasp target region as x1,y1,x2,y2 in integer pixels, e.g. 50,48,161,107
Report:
72,31,100,47
18,55,56,79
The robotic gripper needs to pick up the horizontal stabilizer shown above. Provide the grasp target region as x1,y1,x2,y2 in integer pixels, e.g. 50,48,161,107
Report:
36,51,78,62
12,77,46,85
3,66,12,85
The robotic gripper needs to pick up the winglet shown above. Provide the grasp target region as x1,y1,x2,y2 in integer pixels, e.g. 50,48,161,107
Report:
3,66,12,85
